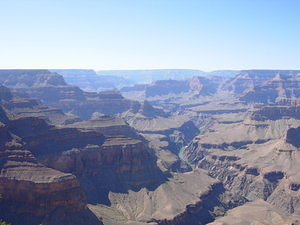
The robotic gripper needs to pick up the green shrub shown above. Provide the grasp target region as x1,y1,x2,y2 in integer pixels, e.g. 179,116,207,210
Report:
0,220,12,225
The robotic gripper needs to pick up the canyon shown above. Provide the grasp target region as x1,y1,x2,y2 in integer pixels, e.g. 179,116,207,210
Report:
0,69,299,225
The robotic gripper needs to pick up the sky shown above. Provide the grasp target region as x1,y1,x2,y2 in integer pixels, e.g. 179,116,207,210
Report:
0,0,299,71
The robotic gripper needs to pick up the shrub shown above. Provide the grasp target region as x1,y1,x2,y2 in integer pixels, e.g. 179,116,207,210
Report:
0,220,12,225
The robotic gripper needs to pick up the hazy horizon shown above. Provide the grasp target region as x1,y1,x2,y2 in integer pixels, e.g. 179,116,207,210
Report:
1,68,300,72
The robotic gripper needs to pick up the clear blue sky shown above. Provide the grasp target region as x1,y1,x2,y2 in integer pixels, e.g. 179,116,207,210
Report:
0,0,299,70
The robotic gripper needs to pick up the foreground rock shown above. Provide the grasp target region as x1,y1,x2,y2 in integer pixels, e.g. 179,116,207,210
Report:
88,169,221,225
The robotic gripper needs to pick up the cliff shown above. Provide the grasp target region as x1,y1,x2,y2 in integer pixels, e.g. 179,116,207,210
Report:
251,101,300,121
0,148,102,225
0,84,80,125
221,70,300,95
240,73,300,103
64,115,140,138
40,136,164,198
0,97,105,225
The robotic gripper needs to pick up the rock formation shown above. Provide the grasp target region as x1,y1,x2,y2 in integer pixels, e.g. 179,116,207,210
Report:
221,70,300,95
240,73,300,103
0,103,103,225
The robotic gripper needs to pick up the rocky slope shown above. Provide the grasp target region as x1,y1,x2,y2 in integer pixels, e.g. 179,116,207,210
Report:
89,169,221,225
0,106,103,225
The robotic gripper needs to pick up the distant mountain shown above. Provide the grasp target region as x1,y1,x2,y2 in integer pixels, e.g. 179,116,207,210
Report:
49,69,238,93
121,76,224,98
96,69,239,84
51,69,134,92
